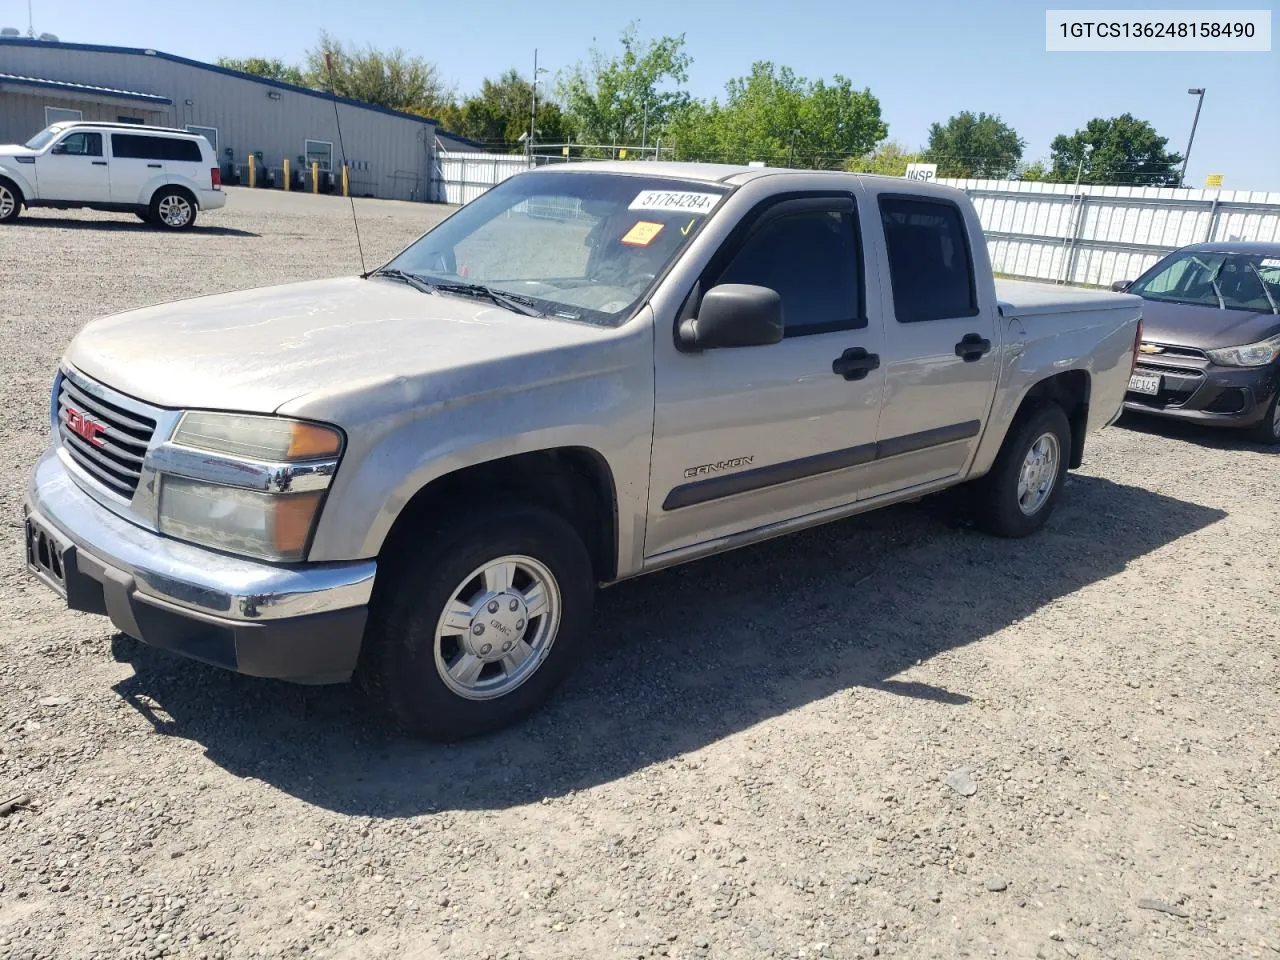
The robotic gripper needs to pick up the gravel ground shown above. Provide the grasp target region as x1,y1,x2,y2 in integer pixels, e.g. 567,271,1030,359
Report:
1,188,1277,960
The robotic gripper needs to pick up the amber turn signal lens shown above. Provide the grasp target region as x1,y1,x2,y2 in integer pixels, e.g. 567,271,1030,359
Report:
272,491,325,557
285,422,343,459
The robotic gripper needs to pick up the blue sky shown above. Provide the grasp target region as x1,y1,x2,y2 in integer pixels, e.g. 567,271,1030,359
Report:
15,0,1280,189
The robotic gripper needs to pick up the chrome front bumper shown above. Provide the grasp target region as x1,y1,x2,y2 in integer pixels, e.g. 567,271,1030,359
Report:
24,446,375,682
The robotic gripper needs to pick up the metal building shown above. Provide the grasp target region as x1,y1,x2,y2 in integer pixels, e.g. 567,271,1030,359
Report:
0,37,444,201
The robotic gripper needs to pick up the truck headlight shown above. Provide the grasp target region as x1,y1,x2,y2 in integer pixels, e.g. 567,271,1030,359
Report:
156,412,344,562
1206,333,1280,367
159,479,324,562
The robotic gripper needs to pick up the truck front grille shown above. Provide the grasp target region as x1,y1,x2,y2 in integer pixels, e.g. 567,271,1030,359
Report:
56,375,156,498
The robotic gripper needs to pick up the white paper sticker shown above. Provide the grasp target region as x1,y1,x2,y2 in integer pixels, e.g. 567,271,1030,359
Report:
1261,258,1280,268
628,190,722,214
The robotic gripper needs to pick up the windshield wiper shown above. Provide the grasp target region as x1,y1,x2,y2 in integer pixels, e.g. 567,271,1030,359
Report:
1246,263,1280,314
372,268,439,295
433,281,545,317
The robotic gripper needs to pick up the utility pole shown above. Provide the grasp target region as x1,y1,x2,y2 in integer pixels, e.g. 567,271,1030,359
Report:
788,129,799,167
1179,88,1205,188
27,0,35,36
528,49,538,163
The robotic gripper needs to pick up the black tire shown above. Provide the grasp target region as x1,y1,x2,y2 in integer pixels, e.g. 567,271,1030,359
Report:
1248,390,1280,445
970,403,1072,538
0,179,22,223
358,504,595,742
149,188,198,230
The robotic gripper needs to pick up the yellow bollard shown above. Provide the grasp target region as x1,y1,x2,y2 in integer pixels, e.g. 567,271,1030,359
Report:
341,164,349,197
283,158,290,191
312,161,319,194
248,154,256,188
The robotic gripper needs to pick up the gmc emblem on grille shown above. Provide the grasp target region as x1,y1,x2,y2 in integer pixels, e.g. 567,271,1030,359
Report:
66,407,106,448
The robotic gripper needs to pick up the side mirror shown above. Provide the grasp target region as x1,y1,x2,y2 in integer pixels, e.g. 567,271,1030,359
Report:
1111,279,1132,292
50,143,68,155
678,283,784,350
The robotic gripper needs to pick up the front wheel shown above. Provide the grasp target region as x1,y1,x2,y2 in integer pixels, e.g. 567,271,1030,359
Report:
150,188,197,230
0,180,22,223
1248,390,1280,445
359,504,595,741
970,404,1071,538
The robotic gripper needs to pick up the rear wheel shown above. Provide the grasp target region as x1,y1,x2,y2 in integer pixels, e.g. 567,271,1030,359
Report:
150,188,197,230
970,403,1071,538
1249,390,1280,445
0,180,22,223
358,503,595,741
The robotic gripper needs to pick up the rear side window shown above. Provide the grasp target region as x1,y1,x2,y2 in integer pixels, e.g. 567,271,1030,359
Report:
111,134,202,162
716,207,864,337
879,197,978,323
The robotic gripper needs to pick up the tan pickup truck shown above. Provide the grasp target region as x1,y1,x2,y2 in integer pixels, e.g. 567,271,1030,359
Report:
24,162,1143,740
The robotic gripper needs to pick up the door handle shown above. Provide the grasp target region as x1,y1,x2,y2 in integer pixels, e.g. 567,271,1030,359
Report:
92,161,107,166
147,163,162,168
832,347,881,381
954,333,992,362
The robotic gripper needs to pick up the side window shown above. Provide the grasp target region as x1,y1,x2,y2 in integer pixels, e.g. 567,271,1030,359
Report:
111,135,169,160
879,197,978,323
715,207,863,337
56,132,102,157
164,138,203,162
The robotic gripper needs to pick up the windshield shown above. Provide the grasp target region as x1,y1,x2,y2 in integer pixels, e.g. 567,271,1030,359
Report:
379,170,731,325
1129,250,1280,314
24,127,58,151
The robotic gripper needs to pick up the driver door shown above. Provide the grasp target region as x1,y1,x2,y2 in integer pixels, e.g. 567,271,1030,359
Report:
36,132,110,202
644,192,887,559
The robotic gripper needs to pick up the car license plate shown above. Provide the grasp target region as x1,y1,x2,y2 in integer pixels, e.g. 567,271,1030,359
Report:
1128,372,1162,395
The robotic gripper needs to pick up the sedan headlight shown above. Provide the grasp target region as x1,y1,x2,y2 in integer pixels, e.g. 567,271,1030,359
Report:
157,412,344,562
1206,333,1280,367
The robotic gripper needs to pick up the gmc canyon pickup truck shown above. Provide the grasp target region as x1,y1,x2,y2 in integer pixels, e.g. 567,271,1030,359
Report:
24,163,1143,740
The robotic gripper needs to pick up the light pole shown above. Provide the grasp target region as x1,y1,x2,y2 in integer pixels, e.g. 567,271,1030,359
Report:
528,49,549,162
788,129,800,167
1179,88,1205,188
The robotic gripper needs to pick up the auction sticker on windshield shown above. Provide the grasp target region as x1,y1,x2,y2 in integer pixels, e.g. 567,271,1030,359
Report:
629,190,722,214
621,221,665,246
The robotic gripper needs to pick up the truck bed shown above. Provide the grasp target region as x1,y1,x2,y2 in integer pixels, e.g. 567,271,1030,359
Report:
995,278,1140,318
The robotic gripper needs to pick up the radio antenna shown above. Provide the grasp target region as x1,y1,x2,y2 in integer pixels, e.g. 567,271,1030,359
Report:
326,51,369,277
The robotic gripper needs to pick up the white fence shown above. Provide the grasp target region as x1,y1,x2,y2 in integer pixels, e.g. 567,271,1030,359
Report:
433,148,532,205
940,178,1280,287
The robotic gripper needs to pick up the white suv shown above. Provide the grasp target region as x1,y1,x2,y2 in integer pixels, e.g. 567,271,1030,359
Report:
0,121,226,230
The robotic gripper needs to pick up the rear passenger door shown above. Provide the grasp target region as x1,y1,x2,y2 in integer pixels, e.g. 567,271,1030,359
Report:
108,133,165,204
859,193,999,499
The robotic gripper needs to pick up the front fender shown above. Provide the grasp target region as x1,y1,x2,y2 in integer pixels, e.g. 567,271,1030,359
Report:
291,310,658,578
0,162,36,200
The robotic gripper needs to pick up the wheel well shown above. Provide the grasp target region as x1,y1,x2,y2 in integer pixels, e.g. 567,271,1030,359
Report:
152,184,197,208
379,448,619,583
0,175,23,203
1019,370,1090,468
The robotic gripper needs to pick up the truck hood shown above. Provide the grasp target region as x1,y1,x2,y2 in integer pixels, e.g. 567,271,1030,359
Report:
0,145,35,159
1138,298,1280,350
64,276,617,415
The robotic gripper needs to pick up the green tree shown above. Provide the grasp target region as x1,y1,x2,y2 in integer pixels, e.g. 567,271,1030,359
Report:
923,111,1025,179
438,69,566,148
215,56,307,86
1049,114,1183,186
669,62,887,168
304,31,453,115
1015,160,1050,182
846,140,922,176
556,23,693,148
